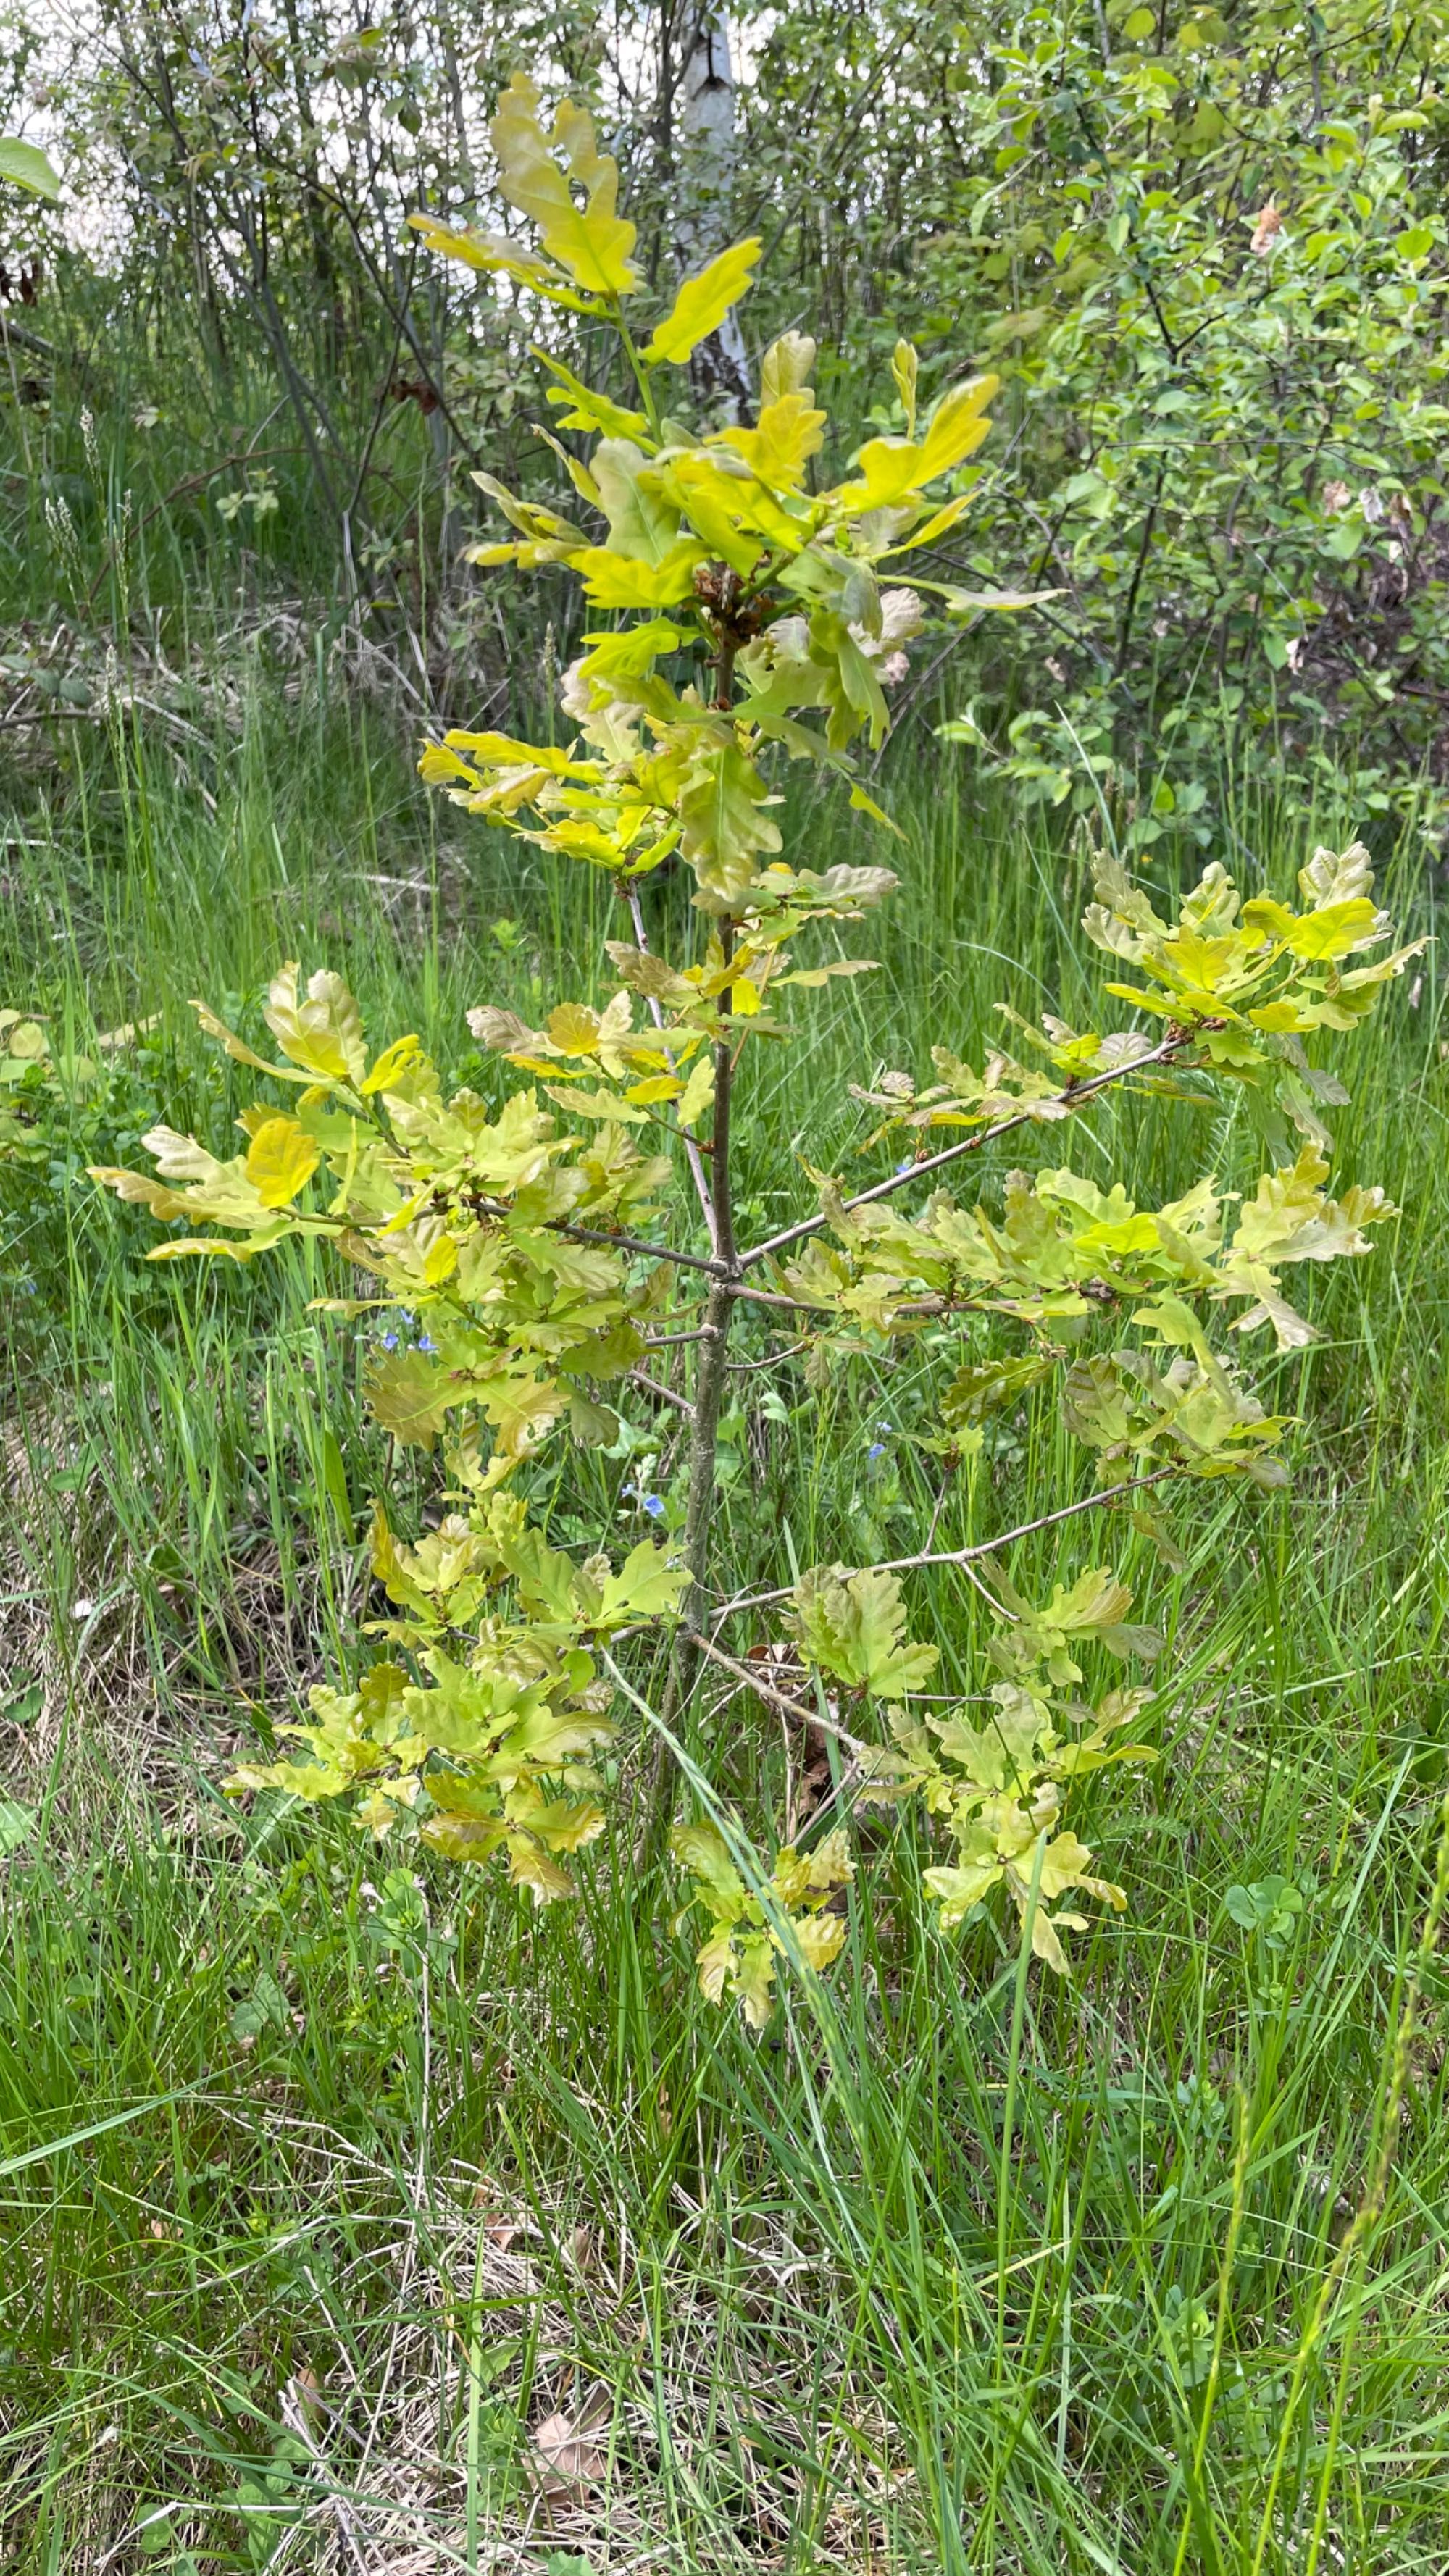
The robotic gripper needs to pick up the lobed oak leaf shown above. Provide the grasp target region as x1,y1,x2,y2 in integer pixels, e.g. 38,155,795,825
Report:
467,1003,546,1055
191,997,311,1083
942,1352,1055,1428
490,72,638,298
544,1081,648,1123
243,1116,320,1209
1036,1827,1125,1910
793,1563,938,1697
675,1055,716,1129
1242,893,1382,960
572,540,706,606
143,1124,225,1183
362,1034,424,1096
593,1539,688,1628
672,1820,746,1912
264,965,367,1087
538,352,651,439
679,743,783,906
89,1163,193,1221
924,1857,1005,1925
364,1349,456,1450
506,1836,578,1905
419,1809,509,1864
602,941,694,1003
794,1912,848,1973
568,1391,618,1445
149,1231,279,1263
759,330,818,409
735,1932,777,2028
643,236,761,364
695,1922,738,2004
1027,1909,1073,1974
1298,839,1377,912
509,1793,606,1854
716,388,826,488
405,211,565,296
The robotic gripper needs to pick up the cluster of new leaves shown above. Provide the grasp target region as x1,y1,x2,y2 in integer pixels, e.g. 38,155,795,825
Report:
670,1820,854,2027
469,862,897,1118
855,842,1421,1157
411,73,1039,915
788,1144,1396,1353
777,1562,1156,1970
233,1494,685,1901
1084,842,1424,1139
89,965,690,1899
785,842,1411,1491
92,965,673,1468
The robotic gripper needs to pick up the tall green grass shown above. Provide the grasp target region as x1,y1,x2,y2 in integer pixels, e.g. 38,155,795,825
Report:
2,685,1448,2572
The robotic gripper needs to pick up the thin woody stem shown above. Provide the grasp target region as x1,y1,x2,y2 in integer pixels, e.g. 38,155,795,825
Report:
675,921,740,1623
560,1223,724,1276
628,1367,695,1418
625,884,718,1245
872,1459,1179,1575
640,915,744,1867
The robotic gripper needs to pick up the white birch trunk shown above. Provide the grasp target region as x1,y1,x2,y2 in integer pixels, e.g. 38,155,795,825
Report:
679,5,751,421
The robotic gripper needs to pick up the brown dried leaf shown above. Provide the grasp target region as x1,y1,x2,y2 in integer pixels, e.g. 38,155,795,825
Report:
530,2402,606,2496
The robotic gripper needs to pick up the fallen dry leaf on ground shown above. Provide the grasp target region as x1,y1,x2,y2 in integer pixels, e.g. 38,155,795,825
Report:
530,2394,609,2498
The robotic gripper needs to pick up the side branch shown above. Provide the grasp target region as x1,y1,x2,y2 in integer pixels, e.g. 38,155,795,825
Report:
561,1223,727,1276
736,1034,1190,1271
684,1631,869,1755
552,1037,1193,1290
713,1466,1182,1618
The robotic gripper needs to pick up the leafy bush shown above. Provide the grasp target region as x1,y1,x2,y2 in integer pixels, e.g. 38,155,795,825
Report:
93,72,1416,2019
748,0,1449,840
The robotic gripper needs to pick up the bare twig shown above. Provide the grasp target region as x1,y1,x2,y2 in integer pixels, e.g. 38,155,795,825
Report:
629,1366,695,1418
684,1630,868,1755
873,1463,1179,1576
714,1467,1180,1618
561,1223,725,1276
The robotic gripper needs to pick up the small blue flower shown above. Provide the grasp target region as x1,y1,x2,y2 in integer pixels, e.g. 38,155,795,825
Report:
895,1159,914,1176
867,1442,887,1462
416,1333,437,1354
642,1494,666,1520
380,1331,400,1352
